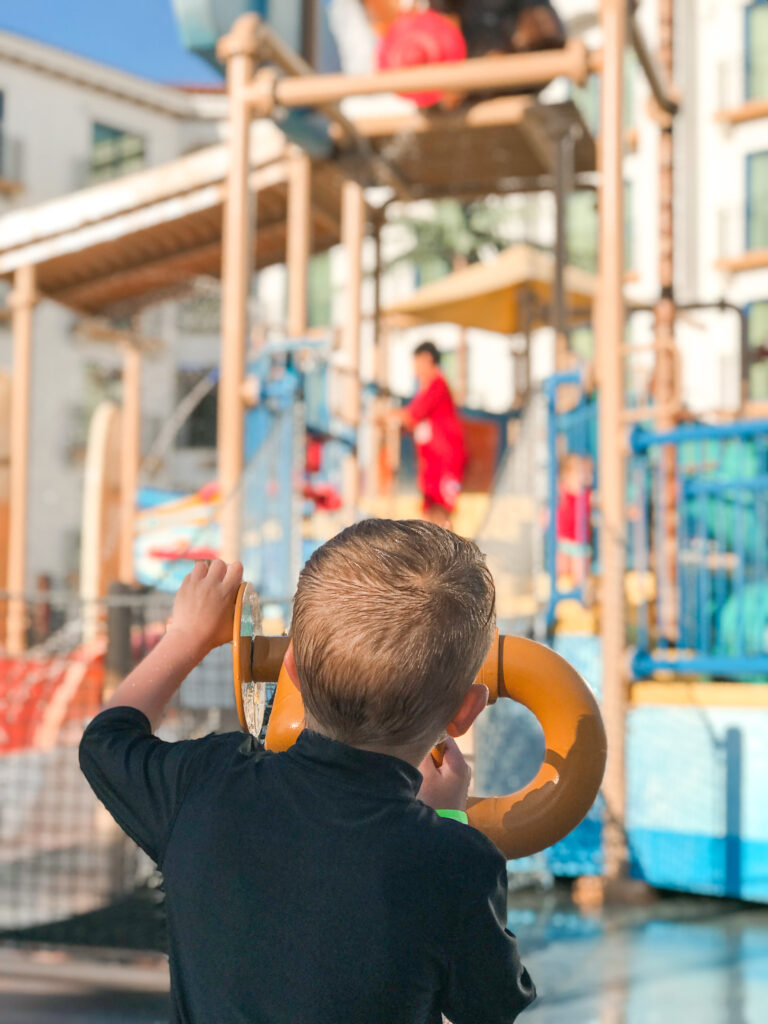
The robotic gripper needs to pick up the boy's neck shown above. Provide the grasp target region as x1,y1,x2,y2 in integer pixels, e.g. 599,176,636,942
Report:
304,717,432,769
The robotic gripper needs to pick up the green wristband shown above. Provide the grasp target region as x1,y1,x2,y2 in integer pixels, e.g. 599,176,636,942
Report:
436,809,468,824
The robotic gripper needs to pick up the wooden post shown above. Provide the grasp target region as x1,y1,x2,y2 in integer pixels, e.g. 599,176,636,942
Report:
6,264,37,654
216,17,260,563
287,146,311,338
340,180,365,516
553,131,574,370
80,402,122,644
597,0,628,880
654,0,678,644
372,212,385,389
369,214,387,502
118,342,141,584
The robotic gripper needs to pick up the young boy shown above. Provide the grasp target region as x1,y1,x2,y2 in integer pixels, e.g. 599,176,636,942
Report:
80,519,535,1023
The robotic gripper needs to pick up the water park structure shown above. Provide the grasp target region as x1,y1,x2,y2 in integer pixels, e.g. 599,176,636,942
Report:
0,0,767,945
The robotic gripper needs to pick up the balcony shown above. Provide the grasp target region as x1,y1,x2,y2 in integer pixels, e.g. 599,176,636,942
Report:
716,207,768,274
0,131,23,195
716,55,768,126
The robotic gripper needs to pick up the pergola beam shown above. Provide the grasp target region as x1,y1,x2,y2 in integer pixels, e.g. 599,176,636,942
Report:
51,219,289,312
0,162,290,278
0,136,285,256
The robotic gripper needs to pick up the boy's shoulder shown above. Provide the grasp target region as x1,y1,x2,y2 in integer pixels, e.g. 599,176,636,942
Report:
402,802,508,898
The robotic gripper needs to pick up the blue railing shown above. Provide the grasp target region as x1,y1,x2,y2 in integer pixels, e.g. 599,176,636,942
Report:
631,418,768,679
543,370,768,677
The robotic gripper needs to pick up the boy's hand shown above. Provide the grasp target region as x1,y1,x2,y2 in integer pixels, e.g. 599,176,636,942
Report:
417,736,471,812
167,559,243,658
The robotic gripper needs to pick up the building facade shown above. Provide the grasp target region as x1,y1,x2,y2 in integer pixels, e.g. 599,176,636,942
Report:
0,31,225,586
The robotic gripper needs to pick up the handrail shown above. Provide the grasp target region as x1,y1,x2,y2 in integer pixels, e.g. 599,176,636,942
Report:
632,418,768,452
246,39,591,111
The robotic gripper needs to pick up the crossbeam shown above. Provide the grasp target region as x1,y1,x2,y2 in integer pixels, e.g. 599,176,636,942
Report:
246,40,591,111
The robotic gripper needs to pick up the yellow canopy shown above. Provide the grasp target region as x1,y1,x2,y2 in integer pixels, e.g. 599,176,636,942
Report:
383,243,598,334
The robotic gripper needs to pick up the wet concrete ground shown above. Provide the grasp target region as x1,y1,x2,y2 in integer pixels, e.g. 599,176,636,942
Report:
510,891,768,1023
0,893,766,1022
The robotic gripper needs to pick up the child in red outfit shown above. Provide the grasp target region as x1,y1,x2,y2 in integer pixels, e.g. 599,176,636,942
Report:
392,341,466,529
556,453,593,588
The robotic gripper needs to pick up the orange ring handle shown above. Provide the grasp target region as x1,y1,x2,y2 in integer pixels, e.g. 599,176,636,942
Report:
235,615,606,859
467,632,606,859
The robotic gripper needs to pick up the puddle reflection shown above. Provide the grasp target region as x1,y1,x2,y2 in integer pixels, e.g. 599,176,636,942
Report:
509,897,768,1023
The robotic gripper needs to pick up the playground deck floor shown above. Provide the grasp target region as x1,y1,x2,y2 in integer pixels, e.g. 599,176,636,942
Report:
0,892,766,1022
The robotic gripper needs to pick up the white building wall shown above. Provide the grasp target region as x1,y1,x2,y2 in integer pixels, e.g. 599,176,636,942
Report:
0,40,220,587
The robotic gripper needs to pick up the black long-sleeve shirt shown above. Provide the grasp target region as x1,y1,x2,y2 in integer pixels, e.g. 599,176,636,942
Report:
80,707,535,1024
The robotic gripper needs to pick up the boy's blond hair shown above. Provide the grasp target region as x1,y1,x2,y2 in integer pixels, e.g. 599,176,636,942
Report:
291,519,496,748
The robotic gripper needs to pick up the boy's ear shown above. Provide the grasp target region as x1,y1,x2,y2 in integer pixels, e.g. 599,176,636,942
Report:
446,683,488,738
283,642,301,692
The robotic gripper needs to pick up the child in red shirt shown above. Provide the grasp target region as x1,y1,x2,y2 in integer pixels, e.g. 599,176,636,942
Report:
393,341,466,529
556,453,593,588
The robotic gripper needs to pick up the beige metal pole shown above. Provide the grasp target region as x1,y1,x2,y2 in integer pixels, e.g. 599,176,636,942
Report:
6,264,36,654
340,181,365,522
118,342,141,584
287,147,311,338
597,0,628,880
216,19,260,563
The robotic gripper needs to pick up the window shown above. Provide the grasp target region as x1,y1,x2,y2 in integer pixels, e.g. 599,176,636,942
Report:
571,50,637,135
570,326,594,362
176,368,217,449
567,190,598,273
746,2,768,100
414,255,451,287
0,90,18,185
440,349,468,400
89,123,145,184
624,180,634,270
308,252,332,328
747,301,768,401
567,182,634,274
177,291,221,334
66,362,122,462
747,152,768,250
